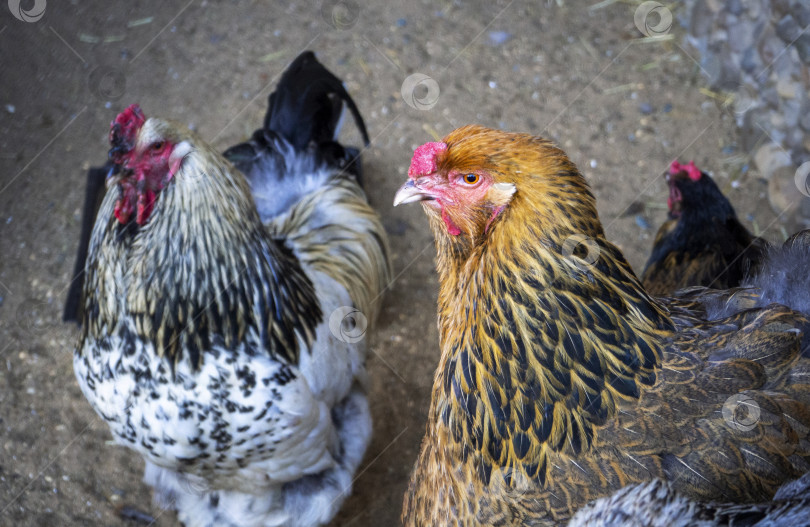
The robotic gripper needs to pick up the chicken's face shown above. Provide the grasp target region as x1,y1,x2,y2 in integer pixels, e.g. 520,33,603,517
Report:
665,160,734,222
107,104,188,225
666,160,702,217
393,138,516,238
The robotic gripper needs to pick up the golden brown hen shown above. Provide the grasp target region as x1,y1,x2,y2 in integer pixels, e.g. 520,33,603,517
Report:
394,125,810,526
641,160,767,296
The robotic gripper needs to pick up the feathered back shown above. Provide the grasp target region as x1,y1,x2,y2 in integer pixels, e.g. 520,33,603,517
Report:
224,51,390,331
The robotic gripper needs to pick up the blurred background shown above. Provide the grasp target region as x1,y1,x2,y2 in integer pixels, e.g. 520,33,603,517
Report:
1,0,808,524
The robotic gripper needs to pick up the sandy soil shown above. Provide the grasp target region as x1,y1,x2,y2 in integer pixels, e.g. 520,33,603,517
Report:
0,1,786,525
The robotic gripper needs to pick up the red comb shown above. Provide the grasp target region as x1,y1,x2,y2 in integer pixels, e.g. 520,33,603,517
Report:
669,160,701,181
109,104,146,163
408,142,447,178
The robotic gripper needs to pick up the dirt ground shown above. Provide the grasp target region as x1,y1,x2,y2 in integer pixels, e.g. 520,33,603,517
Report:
0,1,788,525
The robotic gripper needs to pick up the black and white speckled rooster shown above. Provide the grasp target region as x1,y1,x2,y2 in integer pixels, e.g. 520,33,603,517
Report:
73,51,391,527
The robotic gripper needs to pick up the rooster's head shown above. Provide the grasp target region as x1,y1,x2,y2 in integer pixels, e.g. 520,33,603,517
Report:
107,104,191,225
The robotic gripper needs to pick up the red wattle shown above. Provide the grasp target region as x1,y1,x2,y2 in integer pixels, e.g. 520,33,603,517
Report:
114,199,131,224
136,190,156,225
441,207,461,236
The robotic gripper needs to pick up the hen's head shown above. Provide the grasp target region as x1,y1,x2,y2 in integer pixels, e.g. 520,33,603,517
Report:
394,125,596,243
666,160,733,220
107,104,191,225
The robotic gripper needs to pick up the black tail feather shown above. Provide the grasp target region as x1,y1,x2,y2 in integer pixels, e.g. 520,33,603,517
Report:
265,51,369,149
63,164,111,324
224,51,368,186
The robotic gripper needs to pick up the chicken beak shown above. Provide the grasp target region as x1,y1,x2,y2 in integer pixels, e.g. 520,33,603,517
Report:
394,179,434,206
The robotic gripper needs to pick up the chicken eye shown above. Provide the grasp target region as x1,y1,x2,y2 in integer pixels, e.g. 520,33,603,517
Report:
463,173,479,185
151,141,164,151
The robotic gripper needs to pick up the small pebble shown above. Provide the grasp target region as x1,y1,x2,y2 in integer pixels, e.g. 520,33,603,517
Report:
396,18,406,27
5,104,14,114
639,102,653,115
731,180,741,188
635,215,650,229
663,103,672,113
488,31,513,46
589,159,597,168
488,81,497,89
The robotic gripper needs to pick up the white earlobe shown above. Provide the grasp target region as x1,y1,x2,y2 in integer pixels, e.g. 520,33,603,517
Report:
169,141,193,176
493,182,516,196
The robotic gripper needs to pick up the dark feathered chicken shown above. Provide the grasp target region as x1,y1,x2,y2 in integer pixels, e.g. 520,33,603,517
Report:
394,126,810,526
73,52,390,527
641,160,767,295
569,472,810,527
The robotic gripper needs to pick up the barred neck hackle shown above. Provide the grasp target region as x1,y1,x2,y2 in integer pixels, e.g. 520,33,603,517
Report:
83,117,320,368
